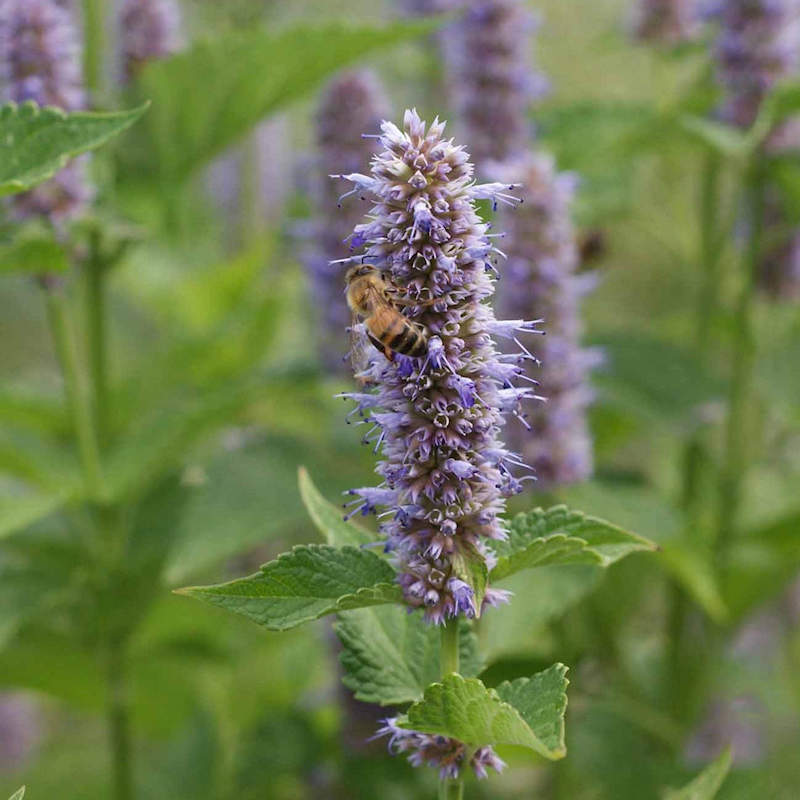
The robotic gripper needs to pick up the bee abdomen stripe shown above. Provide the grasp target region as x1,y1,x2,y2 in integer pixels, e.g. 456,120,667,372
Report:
407,335,427,357
388,326,412,350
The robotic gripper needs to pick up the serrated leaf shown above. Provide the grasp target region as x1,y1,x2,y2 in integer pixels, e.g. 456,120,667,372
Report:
490,506,656,581
494,665,569,758
335,605,484,706
298,466,373,547
137,21,434,183
8,788,25,800
399,669,568,760
0,101,147,195
177,545,400,631
664,747,732,800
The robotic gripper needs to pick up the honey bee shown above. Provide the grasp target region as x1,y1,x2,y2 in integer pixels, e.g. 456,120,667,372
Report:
345,264,428,363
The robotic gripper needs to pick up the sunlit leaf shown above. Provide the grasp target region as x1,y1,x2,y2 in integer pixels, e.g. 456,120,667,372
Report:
177,545,401,631
0,101,147,195
398,667,568,761
490,506,655,581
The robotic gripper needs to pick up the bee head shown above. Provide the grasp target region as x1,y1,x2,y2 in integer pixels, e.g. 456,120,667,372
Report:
345,264,378,284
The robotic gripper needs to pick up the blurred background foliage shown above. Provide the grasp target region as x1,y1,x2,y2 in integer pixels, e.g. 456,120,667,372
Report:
1,0,799,798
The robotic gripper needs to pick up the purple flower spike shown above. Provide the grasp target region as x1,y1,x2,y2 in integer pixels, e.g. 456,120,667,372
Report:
630,0,700,45
305,70,388,373
0,0,91,225
494,151,599,488
338,110,539,623
375,718,505,780
708,0,800,129
444,0,547,165
118,0,183,82
707,0,800,299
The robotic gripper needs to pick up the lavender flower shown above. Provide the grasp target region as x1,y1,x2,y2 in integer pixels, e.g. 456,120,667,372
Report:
444,0,548,165
0,0,91,224
338,110,541,624
708,0,800,129
306,71,387,373
495,151,600,488
0,693,42,770
708,1,800,299
630,0,699,45
376,717,506,780
118,0,183,82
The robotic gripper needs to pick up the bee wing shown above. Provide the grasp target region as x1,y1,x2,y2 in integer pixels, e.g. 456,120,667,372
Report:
348,316,374,383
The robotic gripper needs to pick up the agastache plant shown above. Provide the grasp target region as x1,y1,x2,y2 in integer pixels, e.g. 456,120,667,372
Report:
336,109,540,624
0,0,91,226
444,0,547,165
443,0,597,487
495,153,600,487
306,70,388,373
118,0,183,82
180,109,655,797
630,0,699,45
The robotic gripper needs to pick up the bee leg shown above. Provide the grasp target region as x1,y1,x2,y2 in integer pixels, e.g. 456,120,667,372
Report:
368,333,394,362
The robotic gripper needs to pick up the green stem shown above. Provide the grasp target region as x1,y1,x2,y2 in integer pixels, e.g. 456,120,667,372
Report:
82,0,106,103
85,231,108,445
715,156,765,560
238,133,263,248
439,618,463,800
696,153,722,358
43,284,103,498
107,639,134,800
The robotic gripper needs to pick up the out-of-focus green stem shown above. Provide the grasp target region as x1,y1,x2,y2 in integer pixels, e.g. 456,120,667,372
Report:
716,155,765,560
696,153,722,358
85,230,109,445
107,639,134,800
43,283,103,498
82,0,106,102
439,618,462,800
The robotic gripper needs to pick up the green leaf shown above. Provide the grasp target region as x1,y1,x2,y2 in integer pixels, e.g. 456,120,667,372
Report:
665,747,732,800
0,101,148,196
0,490,67,539
8,788,25,800
483,565,600,661
725,510,800,620
164,440,312,583
0,230,69,275
298,466,373,548
759,80,800,131
177,545,401,631
494,665,570,758
677,115,751,159
335,605,484,706
660,540,728,624
590,332,723,427
490,506,656,581
399,668,568,761
137,21,434,183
